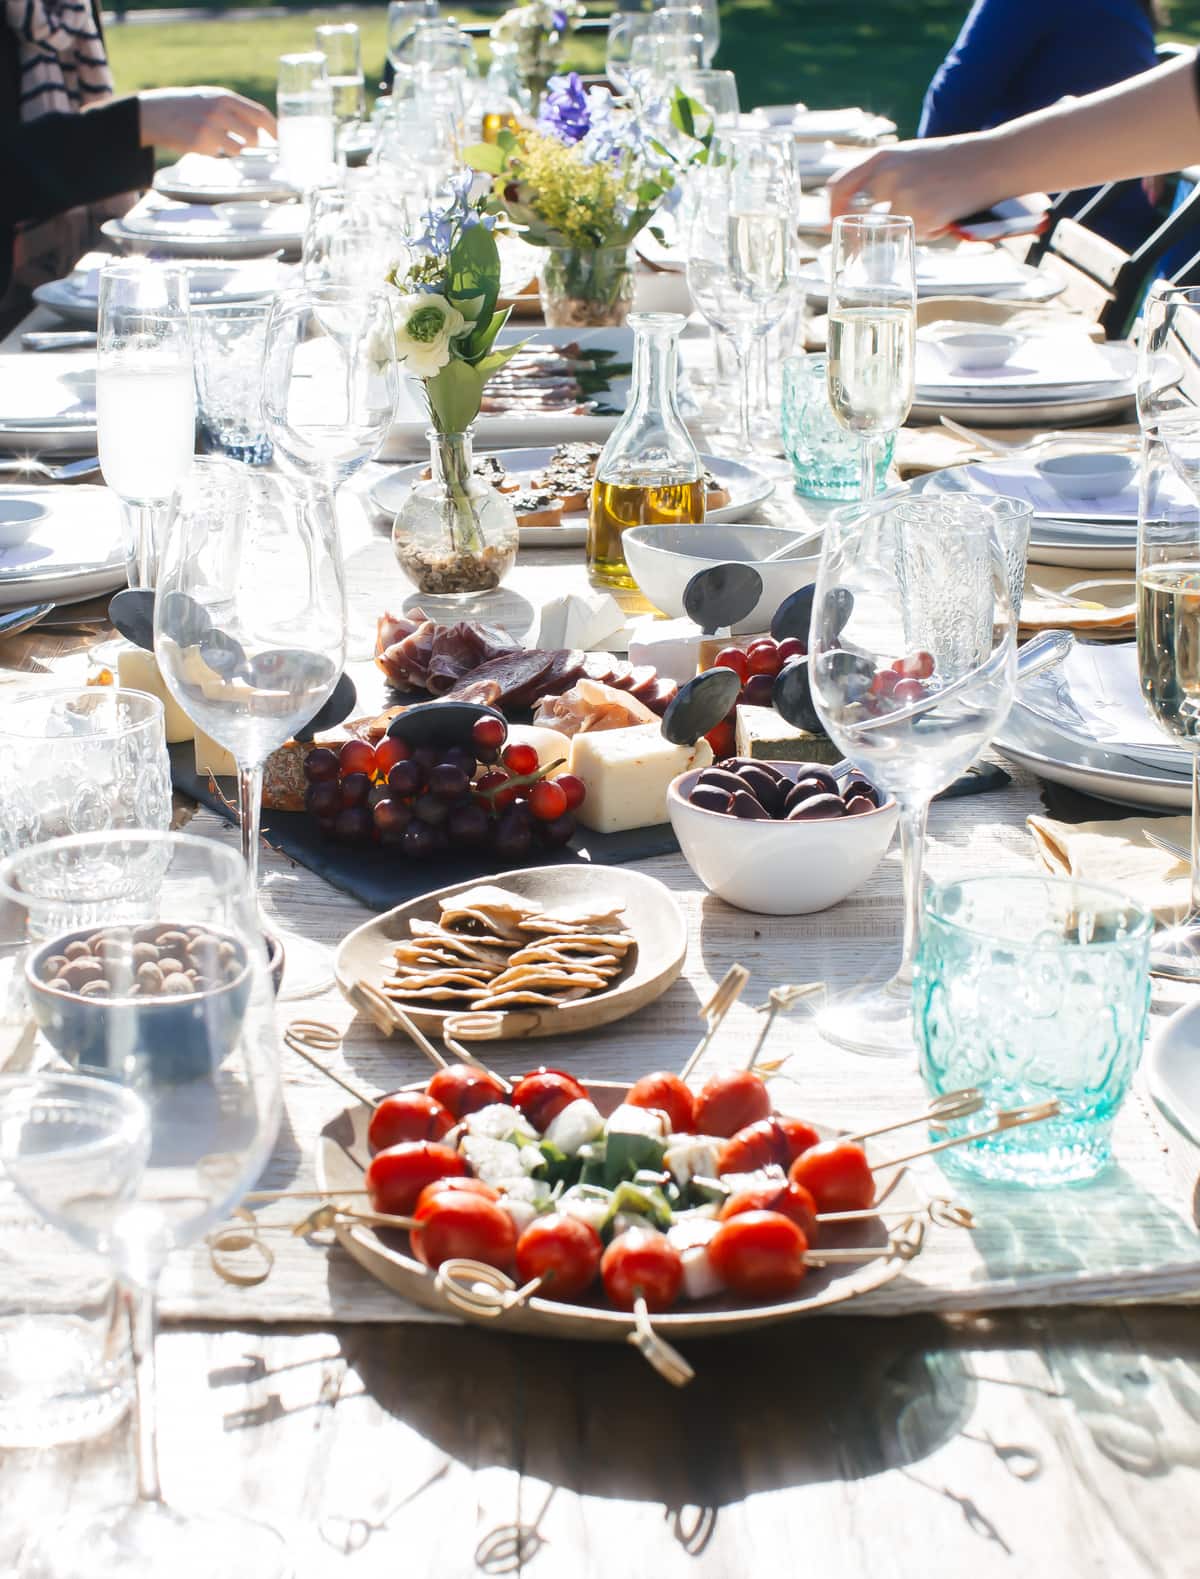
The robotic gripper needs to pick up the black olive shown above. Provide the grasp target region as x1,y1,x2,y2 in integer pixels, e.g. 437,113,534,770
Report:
724,757,785,781
737,766,785,815
729,790,771,820
784,777,836,815
842,777,879,807
661,667,741,745
844,795,877,817
682,563,764,634
688,786,733,815
786,793,847,821
772,658,824,735
792,764,840,795
696,767,749,797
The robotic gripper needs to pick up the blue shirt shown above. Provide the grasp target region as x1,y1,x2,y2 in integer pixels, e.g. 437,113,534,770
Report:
918,0,1162,249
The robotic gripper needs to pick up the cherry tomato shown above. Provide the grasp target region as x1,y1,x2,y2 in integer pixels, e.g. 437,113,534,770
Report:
556,773,587,811
601,1228,683,1312
367,1091,455,1153
718,1181,818,1243
715,1116,788,1175
693,1069,772,1138
776,636,806,662
365,1142,466,1216
893,650,935,680
413,1177,500,1216
788,1139,874,1213
373,736,410,776
515,1213,603,1300
779,1117,821,1164
502,743,539,776
511,1068,589,1131
626,1071,695,1134
705,718,736,760
339,739,377,777
709,1210,808,1297
528,779,568,822
712,647,749,683
426,1064,510,1118
746,644,783,678
410,1191,516,1272
473,716,506,752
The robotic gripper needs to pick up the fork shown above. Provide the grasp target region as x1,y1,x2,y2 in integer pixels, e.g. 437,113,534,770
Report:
1143,829,1191,864
0,454,100,482
939,416,1139,456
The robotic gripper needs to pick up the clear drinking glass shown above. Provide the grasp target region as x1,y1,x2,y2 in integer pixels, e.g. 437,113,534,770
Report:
915,875,1151,1184
386,0,439,75
97,261,196,590
826,214,916,503
315,21,366,133
276,51,336,189
605,11,656,95
302,182,407,290
261,285,398,498
192,302,273,465
0,831,286,1579
808,493,1018,1056
680,67,739,128
781,354,893,500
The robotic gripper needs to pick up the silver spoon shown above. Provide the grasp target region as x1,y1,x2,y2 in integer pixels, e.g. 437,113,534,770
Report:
0,603,55,640
0,455,101,482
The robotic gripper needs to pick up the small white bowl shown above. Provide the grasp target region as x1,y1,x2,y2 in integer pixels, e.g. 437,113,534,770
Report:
214,200,276,231
623,523,820,635
667,761,899,915
935,330,1019,372
0,496,49,548
1034,452,1136,500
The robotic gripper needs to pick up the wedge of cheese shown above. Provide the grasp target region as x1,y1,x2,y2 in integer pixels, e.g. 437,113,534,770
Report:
115,645,195,744
193,728,239,780
734,704,841,765
569,724,712,833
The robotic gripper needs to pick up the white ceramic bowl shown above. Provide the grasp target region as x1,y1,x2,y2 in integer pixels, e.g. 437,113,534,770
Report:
667,761,898,915
623,523,820,635
0,496,48,548
935,330,1019,372
1034,451,1136,500
214,200,276,231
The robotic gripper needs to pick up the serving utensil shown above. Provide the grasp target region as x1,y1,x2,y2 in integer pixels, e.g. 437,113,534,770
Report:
0,603,55,640
0,454,100,481
1143,829,1190,864
21,331,98,352
938,415,1139,456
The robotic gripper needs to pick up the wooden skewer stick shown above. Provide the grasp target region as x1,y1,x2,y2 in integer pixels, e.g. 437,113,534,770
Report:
292,1202,420,1238
678,964,750,1083
841,1087,985,1147
244,1187,370,1203
442,1030,513,1094
284,1021,379,1108
628,1295,695,1388
746,982,823,1072
352,980,452,1069
869,1099,1061,1173
805,1215,927,1267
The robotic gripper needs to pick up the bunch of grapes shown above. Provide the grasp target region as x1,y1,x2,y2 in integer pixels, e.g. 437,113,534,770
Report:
302,716,587,862
704,634,807,759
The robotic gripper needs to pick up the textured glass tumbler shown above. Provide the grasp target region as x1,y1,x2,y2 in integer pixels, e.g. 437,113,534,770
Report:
915,875,1152,1185
781,354,894,500
193,303,273,466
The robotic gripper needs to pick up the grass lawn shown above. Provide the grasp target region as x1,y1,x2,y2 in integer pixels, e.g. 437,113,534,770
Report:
106,0,1200,136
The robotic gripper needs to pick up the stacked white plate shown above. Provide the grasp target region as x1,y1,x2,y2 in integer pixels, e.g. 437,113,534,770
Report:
0,351,96,454
0,485,124,608
996,642,1191,811
912,333,1136,426
33,257,292,328
102,195,306,258
797,242,1063,308
153,151,296,205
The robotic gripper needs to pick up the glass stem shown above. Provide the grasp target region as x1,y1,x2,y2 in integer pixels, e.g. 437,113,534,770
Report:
860,436,879,502
238,762,264,895
1191,749,1200,918
123,1278,163,1505
895,797,931,990
121,502,166,590
733,334,753,453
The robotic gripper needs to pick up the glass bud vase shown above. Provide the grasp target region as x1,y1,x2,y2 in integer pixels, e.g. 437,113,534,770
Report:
538,243,636,329
392,428,518,597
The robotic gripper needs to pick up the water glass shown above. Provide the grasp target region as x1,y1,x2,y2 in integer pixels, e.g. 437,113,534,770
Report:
782,354,893,499
315,22,365,132
916,875,1152,1185
192,302,272,465
277,51,335,189
386,0,439,74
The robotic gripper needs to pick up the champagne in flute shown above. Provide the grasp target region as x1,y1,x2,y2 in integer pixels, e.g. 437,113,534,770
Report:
727,210,788,298
1137,562,1200,740
826,304,915,437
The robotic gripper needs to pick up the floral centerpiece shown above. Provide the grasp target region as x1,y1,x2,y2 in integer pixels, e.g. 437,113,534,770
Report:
466,74,712,328
489,0,585,115
386,174,526,596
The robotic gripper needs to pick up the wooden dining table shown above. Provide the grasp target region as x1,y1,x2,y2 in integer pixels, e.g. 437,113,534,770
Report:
2,270,1200,1579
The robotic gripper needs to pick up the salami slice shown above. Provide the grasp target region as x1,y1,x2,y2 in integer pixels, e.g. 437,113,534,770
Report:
581,651,618,684
442,650,559,709
517,647,587,706
624,664,658,700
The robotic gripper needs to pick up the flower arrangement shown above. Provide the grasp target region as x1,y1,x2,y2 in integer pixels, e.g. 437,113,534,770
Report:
489,0,585,113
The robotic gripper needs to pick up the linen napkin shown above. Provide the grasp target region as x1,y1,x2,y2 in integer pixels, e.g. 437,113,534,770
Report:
1018,566,1135,639
535,589,625,651
1028,812,1191,923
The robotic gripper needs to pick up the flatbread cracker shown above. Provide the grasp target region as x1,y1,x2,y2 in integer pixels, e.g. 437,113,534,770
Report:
471,987,594,1009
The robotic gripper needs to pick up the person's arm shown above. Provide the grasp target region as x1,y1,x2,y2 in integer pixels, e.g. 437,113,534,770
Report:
831,47,1200,236
134,86,276,157
5,98,152,229
918,0,1043,138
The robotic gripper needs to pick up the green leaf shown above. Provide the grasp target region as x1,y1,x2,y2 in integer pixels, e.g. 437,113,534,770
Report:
474,337,527,379
446,224,501,343
424,359,486,434
671,90,696,142
463,141,506,175
467,306,512,361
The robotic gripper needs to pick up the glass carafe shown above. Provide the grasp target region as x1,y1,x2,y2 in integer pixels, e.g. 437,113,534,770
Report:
587,312,704,591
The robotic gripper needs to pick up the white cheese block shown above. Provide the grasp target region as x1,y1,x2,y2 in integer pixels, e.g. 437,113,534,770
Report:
627,615,703,686
569,725,713,833
193,728,239,779
668,1218,725,1301
115,645,195,744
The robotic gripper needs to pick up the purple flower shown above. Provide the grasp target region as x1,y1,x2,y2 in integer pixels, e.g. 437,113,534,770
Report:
538,72,591,143
551,8,568,32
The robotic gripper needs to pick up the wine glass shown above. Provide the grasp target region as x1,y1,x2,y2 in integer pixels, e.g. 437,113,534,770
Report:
653,0,719,64
96,261,196,590
605,11,655,95
826,213,916,503
303,181,408,290
386,0,439,76
154,459,346,996
807,493,1018,1056
0,830,285,1579
680,67,739,129
261,284,398,501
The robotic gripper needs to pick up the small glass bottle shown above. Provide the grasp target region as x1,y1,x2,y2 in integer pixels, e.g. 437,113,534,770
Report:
480,43,525,140
588,312,705,591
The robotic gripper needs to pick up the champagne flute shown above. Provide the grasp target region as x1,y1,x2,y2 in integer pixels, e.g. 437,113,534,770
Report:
154,459,346,996
808,494,1017,1056
276,51,336,190
1137,284,1200,978
826,214,916,502
386,0,439,77
0,830,285,1579
605,11,655,96
96,261,196,589
315,21,366,151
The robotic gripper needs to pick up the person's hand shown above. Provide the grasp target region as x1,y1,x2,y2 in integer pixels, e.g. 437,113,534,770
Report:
136,87,276,157
828,138,987,239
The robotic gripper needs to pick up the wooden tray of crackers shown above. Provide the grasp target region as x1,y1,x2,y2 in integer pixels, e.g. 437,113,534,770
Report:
334,864,687,1040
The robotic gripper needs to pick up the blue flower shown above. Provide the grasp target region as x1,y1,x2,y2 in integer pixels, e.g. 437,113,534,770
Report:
551,7,568,31
538,72,591,143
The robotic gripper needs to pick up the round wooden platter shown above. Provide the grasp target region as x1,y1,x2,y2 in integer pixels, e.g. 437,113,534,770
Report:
316,1080,919,1343
334,864,687,1041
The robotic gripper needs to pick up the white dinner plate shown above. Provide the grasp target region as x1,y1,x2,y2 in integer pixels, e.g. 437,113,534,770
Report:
0,485,124,609
798,247,1064,305
994,710,1191,812
915,340,1136,401
1146,1001,1200,1149
0,352,97,455
368,448,774,544
153,153,297,205
102,198,304,259
33,258,292,328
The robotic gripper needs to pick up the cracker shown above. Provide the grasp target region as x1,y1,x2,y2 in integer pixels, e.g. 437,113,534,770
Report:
385,969,496,990
439,886,541,929
471,987,594,1009
381,983,487,1001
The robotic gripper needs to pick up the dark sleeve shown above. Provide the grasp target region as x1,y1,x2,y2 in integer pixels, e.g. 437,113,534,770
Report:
3,97,153,228
918,0,1045,137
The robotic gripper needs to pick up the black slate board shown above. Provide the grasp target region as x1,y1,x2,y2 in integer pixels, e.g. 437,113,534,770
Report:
170,745,681,913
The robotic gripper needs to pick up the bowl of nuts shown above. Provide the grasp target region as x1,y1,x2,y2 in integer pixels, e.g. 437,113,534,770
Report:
25,921,262,1078
667,758,898,914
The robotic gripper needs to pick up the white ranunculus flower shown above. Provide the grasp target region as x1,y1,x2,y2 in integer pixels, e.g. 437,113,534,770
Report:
393,292,468,379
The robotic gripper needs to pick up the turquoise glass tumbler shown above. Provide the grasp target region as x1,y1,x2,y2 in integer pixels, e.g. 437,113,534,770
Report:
781,354,894,500
915,875,1151,1186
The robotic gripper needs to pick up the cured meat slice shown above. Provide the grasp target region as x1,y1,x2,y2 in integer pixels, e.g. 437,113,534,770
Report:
532,679,659,737
605,660,634,690
624,664,658,700
518,648,586,706
581,651,618,684
443,650,559,709
641,677,678,716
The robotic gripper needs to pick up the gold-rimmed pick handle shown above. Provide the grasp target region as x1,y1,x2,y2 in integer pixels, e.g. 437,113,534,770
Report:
284,1020,378,1107
745,982,823,1072
871,1099,1061,1172
842,1087,985,1147
678,963,750,1083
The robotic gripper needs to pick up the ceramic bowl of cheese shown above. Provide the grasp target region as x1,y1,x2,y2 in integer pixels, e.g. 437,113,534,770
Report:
622,524,820,635
667,761,898,915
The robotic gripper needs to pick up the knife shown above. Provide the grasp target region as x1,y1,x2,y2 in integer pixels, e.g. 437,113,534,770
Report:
21,331,98,352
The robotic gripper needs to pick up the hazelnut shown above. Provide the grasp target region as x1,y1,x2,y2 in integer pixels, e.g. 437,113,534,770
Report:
157,957,184,976
63,941,91,961
132,943,159,968
61,958,104,991
79,980,111,998
161,972,193,996
43,955,69,977
137,961,165,994
95,936,129,959
157,930,190,951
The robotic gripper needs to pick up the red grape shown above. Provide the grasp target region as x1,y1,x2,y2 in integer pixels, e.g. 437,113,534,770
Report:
893,677,925,703
712,647,749,683
305,780,340,819
304,747,339,783
493,808,533,860
339,739,376,777
340,772,371,808
475,769,509,799
746,644,783,678
446,803,490,846
776,637,806,662
869,669,898,699
388,760,422,798
374,736,410,775
893,650,935,680
428,763,470,802
412,744,439,778
740,673,775,707
502,743,538,776
441,746,476,778
333,806,372,842
539,812,576,847
556,773,586,811
473,716,506,752
413,792,448,827
402,821,437,858
372,796,412,836
528,779,568,821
